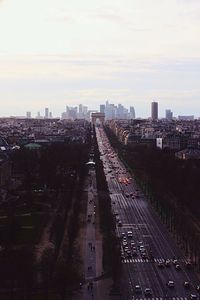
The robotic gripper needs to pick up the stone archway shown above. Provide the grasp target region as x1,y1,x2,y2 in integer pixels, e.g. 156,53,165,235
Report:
91,113,105,125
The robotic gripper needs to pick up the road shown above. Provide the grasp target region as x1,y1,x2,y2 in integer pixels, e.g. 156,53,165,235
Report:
96,126,200,300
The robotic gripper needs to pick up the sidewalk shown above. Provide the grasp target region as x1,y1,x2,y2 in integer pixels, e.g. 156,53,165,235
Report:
76,168,112,300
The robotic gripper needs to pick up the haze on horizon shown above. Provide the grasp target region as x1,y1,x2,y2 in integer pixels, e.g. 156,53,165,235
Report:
0,0,200,118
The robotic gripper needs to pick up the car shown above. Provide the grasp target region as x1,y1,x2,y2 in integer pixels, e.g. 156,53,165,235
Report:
126,251,132,258
132,250,138,256
118,221,122,227
141,253,148,259
157,261,165,268
196,285,200,293
127,231,133,238
165,259,171,267
167,280,175,288
135,285,142,293
190,294,197,300
144,288,152,296
116,215,120,221
124,246,129,252
172,259,178,265
139,245,145,251
175,264,181,270
185,261,192,269
184,281,190,289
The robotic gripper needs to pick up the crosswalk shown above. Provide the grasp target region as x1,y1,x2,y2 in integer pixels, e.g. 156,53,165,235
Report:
123,258,150,263
123,258,184,264
133,298,192,300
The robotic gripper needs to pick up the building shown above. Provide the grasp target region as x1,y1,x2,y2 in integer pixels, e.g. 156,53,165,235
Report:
36,112,41,119
66,106,78,120
151,102,158,120
165,109,173,121
78,104,83,118
45,107,49,119
26,111,31,119
100,104,105,114
178,115,194,121
130,106,135,119
175,148,200,160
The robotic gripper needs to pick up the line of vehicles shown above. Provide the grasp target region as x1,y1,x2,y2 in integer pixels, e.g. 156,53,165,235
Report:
97,127,200,299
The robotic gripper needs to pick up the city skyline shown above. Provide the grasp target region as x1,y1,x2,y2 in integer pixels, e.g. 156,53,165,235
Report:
0,0,200,117
14,101,197,120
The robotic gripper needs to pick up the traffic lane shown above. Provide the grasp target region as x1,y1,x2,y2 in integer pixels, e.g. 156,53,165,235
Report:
125,192,197,292
116,202,166,296
111,185,199,295
97,130,200,296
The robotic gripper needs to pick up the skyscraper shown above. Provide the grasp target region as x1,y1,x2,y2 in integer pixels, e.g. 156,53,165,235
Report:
130,106,135,119
151,102,158,120
100,104,105,114
165,109,173,120
45,107,49,119
26,111,31,119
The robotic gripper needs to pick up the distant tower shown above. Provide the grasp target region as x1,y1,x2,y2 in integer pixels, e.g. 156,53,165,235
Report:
79,104,83,113
45,107,49,119
165,109,173,120
26,111,31,119
130,106,135,119
151,102,158,120
100,104,105,114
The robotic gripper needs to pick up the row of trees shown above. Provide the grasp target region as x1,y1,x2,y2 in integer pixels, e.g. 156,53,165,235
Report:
0,133,91,298
104,125,200,270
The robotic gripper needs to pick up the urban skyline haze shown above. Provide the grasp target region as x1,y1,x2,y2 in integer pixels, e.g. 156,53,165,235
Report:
0,0,199,117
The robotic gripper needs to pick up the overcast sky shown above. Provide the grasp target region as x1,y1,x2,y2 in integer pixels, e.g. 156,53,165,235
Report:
0,0,200,117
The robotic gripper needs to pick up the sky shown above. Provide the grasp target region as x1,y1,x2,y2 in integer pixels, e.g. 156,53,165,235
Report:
0,0,200,118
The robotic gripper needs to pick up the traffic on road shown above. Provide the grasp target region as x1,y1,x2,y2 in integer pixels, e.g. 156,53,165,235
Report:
96,126,200,300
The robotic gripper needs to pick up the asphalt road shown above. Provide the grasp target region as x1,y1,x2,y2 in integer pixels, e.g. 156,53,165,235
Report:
96,126,200,300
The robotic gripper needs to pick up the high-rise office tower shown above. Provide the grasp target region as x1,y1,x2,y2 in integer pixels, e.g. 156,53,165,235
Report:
130,106,135,119
165,109,173,120
117,104,124,119
151,101,158,120
45,107,49,119
78,104,83,118
26,111,31,119
100,104,105,114
79,104,83,113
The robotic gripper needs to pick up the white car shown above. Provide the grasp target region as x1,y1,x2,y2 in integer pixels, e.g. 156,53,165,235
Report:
167,280,175,288
127,231,133,238
190,295,197,300
135,285,142,293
